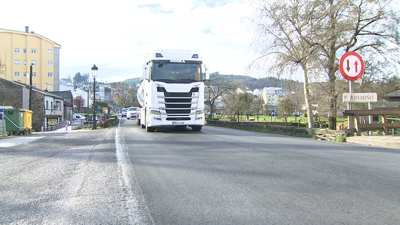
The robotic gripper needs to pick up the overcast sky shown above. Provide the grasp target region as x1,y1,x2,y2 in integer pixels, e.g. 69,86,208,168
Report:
1,0,261,83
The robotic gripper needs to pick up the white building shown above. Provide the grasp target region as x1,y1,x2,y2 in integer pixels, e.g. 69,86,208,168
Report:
262,87,284,105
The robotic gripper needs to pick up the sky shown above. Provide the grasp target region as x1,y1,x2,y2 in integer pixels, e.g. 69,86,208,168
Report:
1,0,261,83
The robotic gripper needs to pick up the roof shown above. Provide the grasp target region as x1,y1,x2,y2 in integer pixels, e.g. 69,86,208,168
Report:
0,27,61,48
0,78,63,99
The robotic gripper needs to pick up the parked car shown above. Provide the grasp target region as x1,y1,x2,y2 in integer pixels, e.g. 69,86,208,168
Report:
87,117,100,124
121,108,128,117
127,107,138,120
73,114,87,124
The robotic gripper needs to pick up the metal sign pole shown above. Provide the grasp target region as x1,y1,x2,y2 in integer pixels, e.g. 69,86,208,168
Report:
348,81,354,131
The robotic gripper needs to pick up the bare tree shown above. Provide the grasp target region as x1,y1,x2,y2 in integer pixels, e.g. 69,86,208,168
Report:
248,0,399,129
277,98,295,126
74,95,85,113
251,96,264,121
112,83,138,108
205,75,235,119
248,0,320,128
223,90,253,122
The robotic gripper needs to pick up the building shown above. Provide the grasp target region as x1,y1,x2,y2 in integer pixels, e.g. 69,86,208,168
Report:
0,26,61,91
0,78,71,131
262,87,284,105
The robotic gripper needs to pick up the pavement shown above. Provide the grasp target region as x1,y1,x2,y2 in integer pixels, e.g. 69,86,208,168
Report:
346,135,400,149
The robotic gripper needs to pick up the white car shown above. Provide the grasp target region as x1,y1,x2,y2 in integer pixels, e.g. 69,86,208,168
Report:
72,114,87,124
121,108,128,117
127,107,138,120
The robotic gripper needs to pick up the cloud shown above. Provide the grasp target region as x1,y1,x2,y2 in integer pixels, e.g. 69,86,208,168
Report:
0,0,260,82
191,0,240,10
201,26,215,35
137,3,175,14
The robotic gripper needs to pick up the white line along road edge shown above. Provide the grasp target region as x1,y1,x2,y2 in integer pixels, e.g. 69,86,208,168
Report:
115,124,154,225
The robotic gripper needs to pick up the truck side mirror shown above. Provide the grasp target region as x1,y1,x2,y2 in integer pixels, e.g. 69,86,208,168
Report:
141,64,147,81
205,64,209,80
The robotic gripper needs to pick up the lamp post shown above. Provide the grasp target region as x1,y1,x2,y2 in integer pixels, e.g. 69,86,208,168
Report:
91,64,98,129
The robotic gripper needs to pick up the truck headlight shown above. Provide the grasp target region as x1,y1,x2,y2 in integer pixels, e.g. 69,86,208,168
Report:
151,110,161,116
196,110,203,115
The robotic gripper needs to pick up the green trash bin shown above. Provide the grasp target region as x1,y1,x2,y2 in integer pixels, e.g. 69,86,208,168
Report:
4,108,25,135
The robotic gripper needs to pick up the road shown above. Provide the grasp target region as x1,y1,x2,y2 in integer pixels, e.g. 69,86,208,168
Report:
1,117,400,224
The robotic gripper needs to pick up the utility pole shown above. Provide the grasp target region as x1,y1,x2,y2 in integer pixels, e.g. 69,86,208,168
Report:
29,64,33,110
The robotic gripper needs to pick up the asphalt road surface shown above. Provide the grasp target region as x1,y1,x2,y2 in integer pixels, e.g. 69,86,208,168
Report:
1,118,400,224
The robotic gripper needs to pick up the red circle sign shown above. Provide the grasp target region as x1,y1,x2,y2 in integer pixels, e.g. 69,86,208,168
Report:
339,52,365,81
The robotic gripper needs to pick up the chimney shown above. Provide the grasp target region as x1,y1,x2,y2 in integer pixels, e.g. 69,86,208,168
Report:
25,26,29,33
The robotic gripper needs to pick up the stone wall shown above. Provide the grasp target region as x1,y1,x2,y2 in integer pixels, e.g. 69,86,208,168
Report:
206,120,346,142
0,79,45,132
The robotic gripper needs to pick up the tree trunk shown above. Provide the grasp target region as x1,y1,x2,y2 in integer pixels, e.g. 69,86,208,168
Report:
302,64,314,128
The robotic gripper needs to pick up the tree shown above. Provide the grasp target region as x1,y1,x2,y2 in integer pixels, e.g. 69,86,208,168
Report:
92,101,111,114
223,90,253,122
251,96,264,121
248,0,320,128
205,73,235,119
73,73,89,86
277,98,295,126
74,95,85,113
248,0,400,129
112,83,138,108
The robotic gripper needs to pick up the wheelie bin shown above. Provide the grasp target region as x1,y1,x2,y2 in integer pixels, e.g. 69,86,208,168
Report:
24,109,33,133
4,108,25,135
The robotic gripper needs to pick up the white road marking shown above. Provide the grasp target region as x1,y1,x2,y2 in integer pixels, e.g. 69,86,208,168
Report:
115,124,154,225
0,136,43,148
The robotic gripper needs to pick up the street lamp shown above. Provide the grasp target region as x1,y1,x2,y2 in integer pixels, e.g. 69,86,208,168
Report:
91,64,98,129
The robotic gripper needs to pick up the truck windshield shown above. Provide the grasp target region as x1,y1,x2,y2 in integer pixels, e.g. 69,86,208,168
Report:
151,61,205,83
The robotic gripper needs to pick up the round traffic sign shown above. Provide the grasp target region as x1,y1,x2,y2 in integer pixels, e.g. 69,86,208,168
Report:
339,51,365,81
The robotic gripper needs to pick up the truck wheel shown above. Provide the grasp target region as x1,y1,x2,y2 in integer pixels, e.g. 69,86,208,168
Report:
192,126,202,131
137,118,140,126
146,124,155,132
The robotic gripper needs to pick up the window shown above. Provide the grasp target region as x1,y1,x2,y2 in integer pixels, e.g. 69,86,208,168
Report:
31,60,36,65
14,72,20,77
32,72,36,77
31,49,36,54
23,49,27,54
47,84,53,90
48,72,53,78
46,101,49,109
48,49,53,54
14,48,20,53
14,60,20,65
24,72,28,77
48,61,53,66
23,60,27,65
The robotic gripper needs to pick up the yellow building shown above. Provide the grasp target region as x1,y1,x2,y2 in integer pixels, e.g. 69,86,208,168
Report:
0,26,61,91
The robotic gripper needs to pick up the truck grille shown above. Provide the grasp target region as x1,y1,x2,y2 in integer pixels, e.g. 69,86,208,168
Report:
157,89,198,119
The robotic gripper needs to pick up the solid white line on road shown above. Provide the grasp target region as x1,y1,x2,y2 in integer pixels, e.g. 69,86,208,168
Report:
0,136,43,148
115,124,154,225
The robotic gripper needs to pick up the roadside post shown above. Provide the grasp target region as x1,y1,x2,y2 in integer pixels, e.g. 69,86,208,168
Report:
339,51,368,135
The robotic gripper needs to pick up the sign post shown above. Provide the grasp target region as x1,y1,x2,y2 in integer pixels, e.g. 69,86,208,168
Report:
339,52,365,133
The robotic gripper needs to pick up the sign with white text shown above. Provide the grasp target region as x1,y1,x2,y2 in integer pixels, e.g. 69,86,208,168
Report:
343,93,377,103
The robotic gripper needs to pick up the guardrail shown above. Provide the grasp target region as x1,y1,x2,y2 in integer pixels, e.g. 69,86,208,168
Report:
343,109,400,136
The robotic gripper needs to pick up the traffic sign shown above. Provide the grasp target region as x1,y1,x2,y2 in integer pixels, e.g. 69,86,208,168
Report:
343,93,377,103
339,51,365,81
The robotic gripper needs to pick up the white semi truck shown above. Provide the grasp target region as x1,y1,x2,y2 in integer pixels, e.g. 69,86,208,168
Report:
136,50,209,132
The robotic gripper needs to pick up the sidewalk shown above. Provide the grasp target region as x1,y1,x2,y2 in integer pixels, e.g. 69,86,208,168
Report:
346,135,400,149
